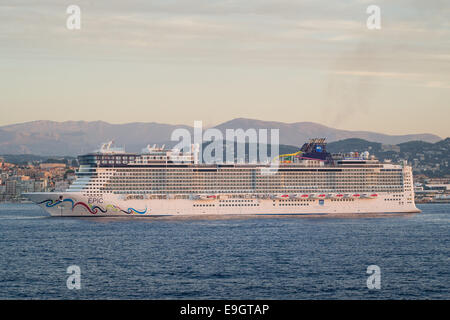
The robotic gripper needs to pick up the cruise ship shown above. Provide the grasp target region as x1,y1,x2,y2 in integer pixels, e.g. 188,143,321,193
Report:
24,139,420,216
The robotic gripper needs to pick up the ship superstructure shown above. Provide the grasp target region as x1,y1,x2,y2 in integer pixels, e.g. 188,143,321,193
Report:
24,139,420,216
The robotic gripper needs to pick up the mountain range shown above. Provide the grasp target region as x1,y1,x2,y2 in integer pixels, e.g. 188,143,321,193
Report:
0,118,442,156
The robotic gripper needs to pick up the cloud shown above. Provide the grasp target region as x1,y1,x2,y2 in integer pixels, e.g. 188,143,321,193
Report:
1,0,448,64
330,70,450,91
331,70,421,80
424,81,450,89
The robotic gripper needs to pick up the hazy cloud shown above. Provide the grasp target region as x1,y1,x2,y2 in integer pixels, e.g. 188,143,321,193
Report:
0,0,448,137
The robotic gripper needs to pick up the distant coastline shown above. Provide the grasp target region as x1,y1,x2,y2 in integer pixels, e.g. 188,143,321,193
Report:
1,138,448,203
0,118,443,156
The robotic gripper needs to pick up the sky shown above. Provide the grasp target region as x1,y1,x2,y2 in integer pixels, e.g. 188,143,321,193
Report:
0,0,449,138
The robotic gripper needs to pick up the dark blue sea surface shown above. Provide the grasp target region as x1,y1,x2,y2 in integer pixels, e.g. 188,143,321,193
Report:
0,203,448,299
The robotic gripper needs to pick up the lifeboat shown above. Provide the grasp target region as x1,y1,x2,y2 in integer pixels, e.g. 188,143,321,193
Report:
317,194,327,199
274,194,290,199
198,194,218,200
369,193,378,199
335,194,344,199
352,194,361,198
296,194,310,199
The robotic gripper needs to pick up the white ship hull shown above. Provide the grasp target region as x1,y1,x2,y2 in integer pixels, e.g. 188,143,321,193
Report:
24,192,421,217
23,139,421,217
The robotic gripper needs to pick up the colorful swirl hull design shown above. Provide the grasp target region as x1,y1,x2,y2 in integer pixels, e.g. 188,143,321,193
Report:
38,198,147,215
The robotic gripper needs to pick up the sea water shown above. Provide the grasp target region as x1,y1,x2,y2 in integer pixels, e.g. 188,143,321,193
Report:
0,203,448,299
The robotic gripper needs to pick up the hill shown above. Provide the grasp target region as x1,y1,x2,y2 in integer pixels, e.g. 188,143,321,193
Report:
0,118,441,156
327,138,450,177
